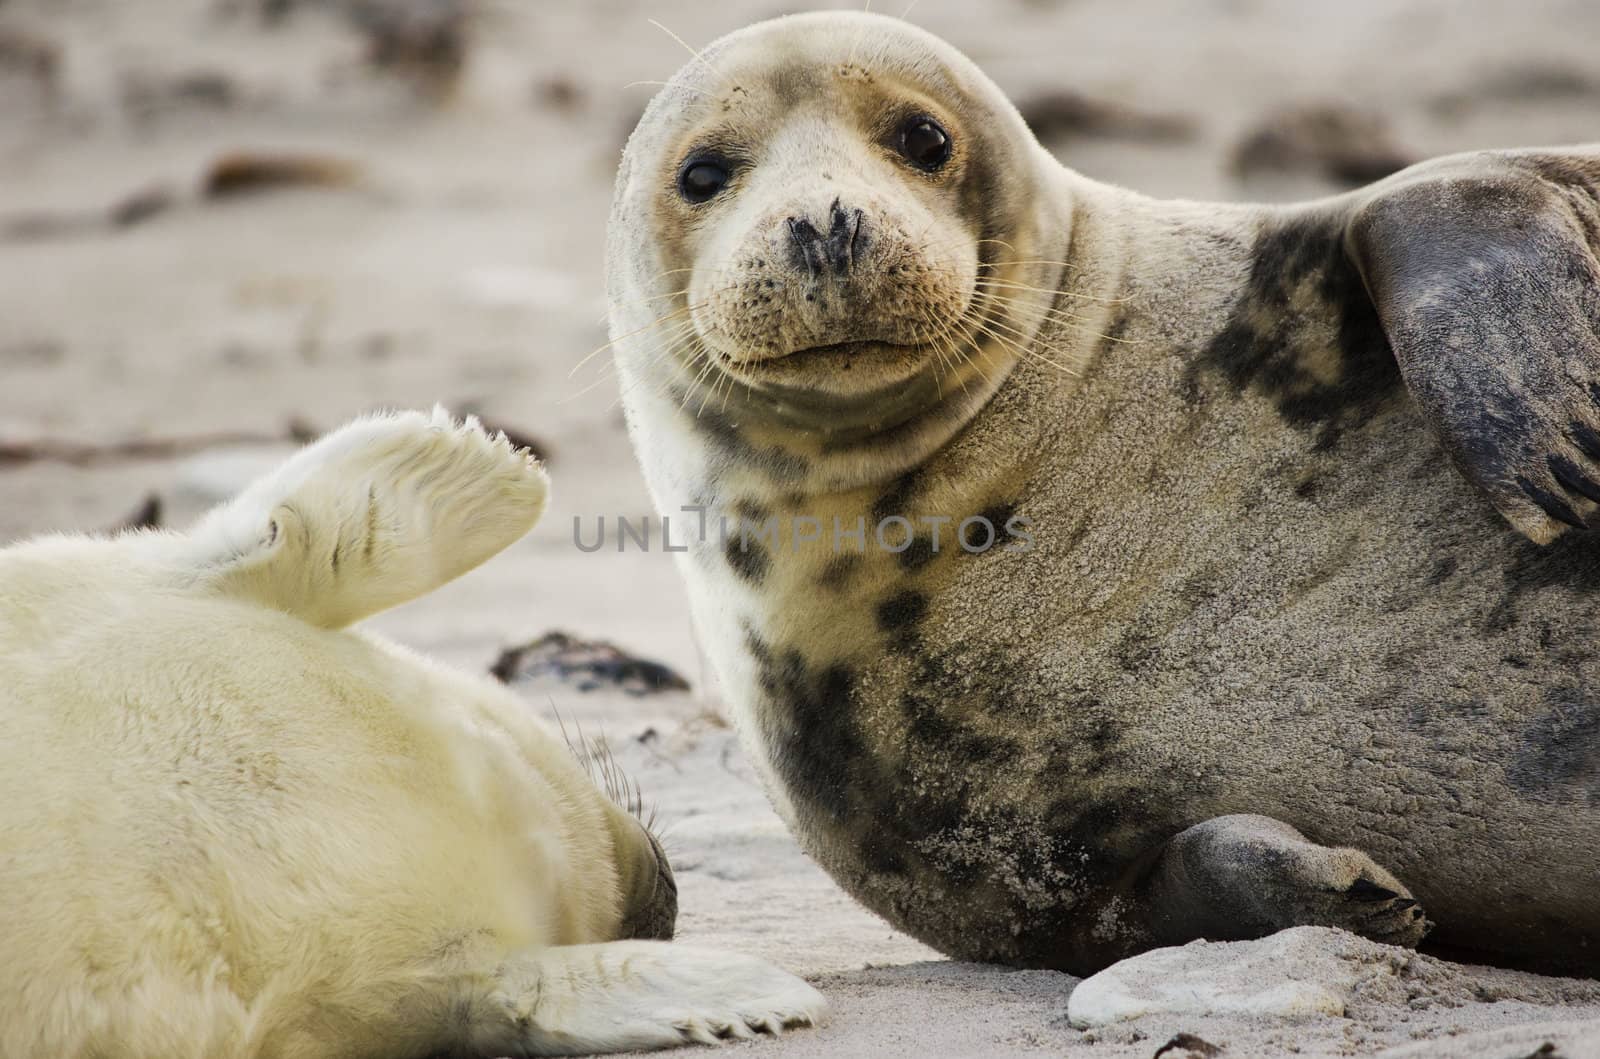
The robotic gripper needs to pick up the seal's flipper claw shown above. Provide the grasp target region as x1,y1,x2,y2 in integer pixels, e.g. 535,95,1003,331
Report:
186,407,547,628
1344,877,1401,902
1346,149,1600,544
466,942,826,1055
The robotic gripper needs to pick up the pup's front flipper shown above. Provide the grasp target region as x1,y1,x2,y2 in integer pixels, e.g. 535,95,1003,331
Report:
1136,814,1430,950
465,941,826,1055
186,407,547,627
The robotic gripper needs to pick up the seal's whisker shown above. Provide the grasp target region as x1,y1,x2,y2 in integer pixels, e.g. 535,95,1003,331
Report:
972,291,1126,361
612,326,709,411
605,286,692,315
974,245,1085,271
559,360,626,404
695,365,728,418
715,354,740,414
972,318,1082,378
847,0,874,67
975,276,1126,305
646,18,731,88
932,302,989,392
687,348,725,415
975,287,1134,345
572,301,708,376
634,323,705,381
605,282,742,322
909,300,959,398
968,288,1083,338
559,351,633,402
979,311,1090,370
930,304,992,392
562,720,661,836
973,290,1102,332
979,255,1094,273
962,315,1009,387
974,242,1089,275
623,78,714,101
562,319,699,405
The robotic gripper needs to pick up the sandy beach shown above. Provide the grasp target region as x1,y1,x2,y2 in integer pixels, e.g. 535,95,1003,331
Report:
4,0,1600,1053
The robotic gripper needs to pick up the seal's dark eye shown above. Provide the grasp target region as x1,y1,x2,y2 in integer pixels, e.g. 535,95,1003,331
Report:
898,117,951,171
678,158,730,203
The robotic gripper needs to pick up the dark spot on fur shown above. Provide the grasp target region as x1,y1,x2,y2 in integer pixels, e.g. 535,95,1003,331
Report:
1111,625,1159,672
1507,689,1600,805
724,533,769,584
744,628,861,822
876,589,927,632
693,407,809,483
1488,530,1600,632
978,501,1018,530
1189,214,1402,448
817,552,862,590
1426,556,1459,585
743,613,1209,971
872,468,924,524
899,535,937,570
729,496,770,527
1177,562,1228,607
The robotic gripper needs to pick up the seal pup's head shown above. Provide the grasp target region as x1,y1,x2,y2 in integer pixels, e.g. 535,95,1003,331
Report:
608,12,1075,486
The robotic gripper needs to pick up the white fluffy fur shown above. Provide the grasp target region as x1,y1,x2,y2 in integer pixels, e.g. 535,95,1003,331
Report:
0,409,824,1058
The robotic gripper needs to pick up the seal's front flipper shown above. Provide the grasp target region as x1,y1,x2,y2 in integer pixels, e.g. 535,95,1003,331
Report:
1136,814,1430,949
187,408,547,628
463,941,826,1055
1346,149,1600,543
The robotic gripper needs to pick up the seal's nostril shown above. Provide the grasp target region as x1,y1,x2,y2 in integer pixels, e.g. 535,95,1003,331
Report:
788,208,862,278
848,208,866,268
788,217,823,280
823,200,860,275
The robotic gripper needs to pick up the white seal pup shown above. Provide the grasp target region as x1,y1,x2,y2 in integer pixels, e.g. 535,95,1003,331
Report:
606,11,1600,976
0,409,823,1058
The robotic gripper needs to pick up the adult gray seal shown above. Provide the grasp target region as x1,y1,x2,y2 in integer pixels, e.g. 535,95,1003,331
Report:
605,11,1600,976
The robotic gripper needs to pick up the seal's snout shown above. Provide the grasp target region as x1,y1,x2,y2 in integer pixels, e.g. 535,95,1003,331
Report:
786,198,866,279
687,179,976,384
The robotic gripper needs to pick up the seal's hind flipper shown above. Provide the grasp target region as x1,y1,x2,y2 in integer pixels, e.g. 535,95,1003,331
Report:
1133,814,1430,951
1347,148,1600,543
188,408,547,628
463,941,825,1055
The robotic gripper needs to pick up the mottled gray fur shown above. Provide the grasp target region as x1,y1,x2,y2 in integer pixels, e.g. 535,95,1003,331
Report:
606,12,1600,976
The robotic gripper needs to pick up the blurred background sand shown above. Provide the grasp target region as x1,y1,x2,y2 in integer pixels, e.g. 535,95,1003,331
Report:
3,1,1599,1054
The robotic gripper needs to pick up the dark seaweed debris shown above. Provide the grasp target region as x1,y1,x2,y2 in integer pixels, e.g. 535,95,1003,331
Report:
492,631,691,696
1152,1033,1224,1058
